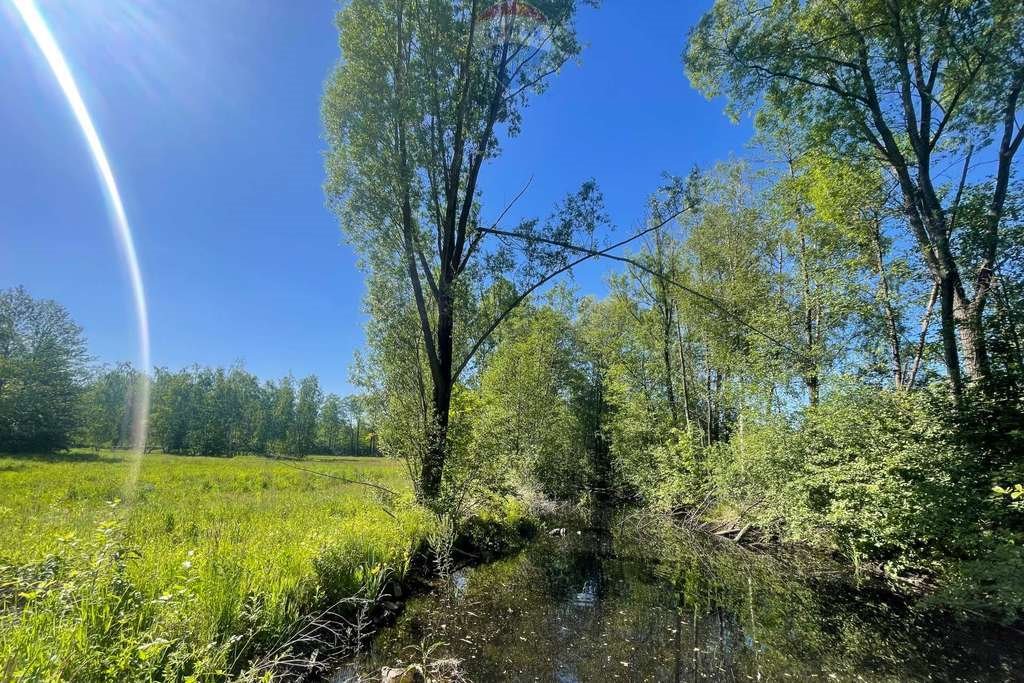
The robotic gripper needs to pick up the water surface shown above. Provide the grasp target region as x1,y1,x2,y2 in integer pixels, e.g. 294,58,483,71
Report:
344,510,1024,682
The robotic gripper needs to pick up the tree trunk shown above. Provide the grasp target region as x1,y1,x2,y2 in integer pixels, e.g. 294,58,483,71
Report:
706,364,718,445
676,319,692,431
872,223,904,388
420,291,455,500
938,275,964,397
956,292,990,383
800,235,819,406
662,312,678,426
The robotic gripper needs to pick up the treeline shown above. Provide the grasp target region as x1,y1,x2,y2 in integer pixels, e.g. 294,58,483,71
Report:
85,364,377,457
0,286,375,457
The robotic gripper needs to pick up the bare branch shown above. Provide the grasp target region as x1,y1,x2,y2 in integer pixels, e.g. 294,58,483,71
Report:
458,175,535,273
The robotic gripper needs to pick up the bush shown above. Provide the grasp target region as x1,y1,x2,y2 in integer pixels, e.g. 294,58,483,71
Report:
455,496,538,559
707,385,1024,616
706,412,799,530
792,388,977,570
640,426,708,511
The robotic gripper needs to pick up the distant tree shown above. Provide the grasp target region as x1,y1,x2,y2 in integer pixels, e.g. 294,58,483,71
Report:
144,367,331,457
319,393,345,454
0,287,89,453
291,375,323,456
224,366,263,454
149,368,191,453
80,363,138,449
253,379,278,454
269,376,296,455
344,395,366,456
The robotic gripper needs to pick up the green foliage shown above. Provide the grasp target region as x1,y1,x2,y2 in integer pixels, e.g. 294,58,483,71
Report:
0,287,89,453
795,389,973,568
0,520,224,680
454,496,538,559
323,0,602,501
686,0,1024,394
107,365,374,458
704,385,1024,617
704,412,800,531
318,393,347,455
473,303,593,500
0,451,431,679
312,502,434,601
643,427,708,511
80,363,141,450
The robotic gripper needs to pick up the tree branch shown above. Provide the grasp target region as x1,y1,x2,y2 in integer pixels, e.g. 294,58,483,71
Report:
478,223,811,363
452,202,700,383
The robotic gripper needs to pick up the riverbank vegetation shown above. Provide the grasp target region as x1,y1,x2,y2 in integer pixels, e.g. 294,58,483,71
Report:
323,0,1024,624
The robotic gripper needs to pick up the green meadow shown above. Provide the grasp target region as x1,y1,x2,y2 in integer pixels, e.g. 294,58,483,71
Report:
0,451,434,680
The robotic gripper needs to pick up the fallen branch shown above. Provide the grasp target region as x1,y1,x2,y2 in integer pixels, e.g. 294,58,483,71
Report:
267,455,400,500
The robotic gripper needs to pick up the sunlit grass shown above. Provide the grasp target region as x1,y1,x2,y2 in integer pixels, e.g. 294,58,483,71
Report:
0,450,434,680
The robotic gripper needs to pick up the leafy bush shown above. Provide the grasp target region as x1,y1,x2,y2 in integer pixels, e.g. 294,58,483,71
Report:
791,388,976,570
706,411,800,531
631,426,707,511
707,385,1024,617
455,496,538,559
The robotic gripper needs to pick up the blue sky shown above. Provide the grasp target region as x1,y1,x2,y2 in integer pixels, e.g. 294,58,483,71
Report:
1,1,753,396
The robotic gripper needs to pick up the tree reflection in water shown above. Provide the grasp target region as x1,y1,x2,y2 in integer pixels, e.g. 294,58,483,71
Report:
349,509,1024,682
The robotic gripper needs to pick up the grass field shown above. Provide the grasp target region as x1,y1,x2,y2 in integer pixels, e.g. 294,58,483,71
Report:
0,450,434,681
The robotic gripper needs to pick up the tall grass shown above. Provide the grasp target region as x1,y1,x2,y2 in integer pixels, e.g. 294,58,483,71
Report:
0,451,435,680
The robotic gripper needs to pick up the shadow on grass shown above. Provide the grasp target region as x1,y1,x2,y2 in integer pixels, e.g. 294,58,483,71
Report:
0,451,124,464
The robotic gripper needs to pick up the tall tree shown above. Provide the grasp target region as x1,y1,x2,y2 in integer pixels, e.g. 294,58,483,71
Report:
0,287,89,453
324,0,603,501
319,393,346,455
292,375,323,456
687,0,1024,396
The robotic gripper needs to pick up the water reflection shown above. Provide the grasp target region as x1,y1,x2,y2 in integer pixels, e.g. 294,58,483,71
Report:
350,509,1024,681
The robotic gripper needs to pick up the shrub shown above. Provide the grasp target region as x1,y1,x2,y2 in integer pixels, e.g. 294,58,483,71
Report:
708,384,1024,617
643,426,708,511
455,496,538,559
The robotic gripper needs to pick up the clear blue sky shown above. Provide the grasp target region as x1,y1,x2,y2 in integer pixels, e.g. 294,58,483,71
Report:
1,1,752,396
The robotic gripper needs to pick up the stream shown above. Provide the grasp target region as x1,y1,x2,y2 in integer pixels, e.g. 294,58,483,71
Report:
338,509,1024,682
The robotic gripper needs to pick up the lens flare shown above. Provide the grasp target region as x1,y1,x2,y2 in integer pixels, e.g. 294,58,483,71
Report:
12,0,151,489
